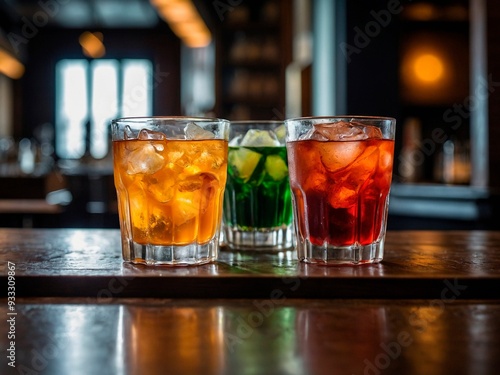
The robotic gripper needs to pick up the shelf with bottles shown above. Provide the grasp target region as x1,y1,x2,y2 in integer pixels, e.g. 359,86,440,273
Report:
389,111,489,228
219,63,282,120
223,67,280,102
224,32,281,66
395,112,471,186
222,0,281,29
215,0,290,120
220,0,281,66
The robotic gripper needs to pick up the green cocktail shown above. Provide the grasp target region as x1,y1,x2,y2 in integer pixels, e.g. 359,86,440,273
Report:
223,122,294,251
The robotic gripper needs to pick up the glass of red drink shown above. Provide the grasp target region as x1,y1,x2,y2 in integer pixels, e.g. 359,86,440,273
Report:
285,116,396,265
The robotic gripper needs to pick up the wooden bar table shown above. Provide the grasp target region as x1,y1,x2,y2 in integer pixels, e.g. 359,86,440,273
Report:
1,228,500,375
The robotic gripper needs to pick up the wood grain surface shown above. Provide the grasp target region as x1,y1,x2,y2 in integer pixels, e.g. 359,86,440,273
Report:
1,229,499,299
1,229,500,374
1,298,499,375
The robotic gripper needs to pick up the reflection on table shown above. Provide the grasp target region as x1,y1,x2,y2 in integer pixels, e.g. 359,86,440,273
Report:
3,298,500,375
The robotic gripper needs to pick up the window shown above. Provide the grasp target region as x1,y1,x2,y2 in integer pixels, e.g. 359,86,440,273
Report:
55,59,153,159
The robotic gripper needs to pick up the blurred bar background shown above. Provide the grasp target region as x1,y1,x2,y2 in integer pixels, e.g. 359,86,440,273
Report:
0,0,498,230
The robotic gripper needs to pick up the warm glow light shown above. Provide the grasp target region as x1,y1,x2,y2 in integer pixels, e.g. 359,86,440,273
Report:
400,34,465,105
79,31,106,58
150,0,212,48
169,18,204,36
404,3,436,21
0,49,25,79
149,0,177,6
404,3,468,22
413,53,444,83
159,2,197,22
183,34,212,48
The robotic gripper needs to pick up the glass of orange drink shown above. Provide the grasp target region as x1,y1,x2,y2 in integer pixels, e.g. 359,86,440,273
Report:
285,116,396,265
111,117,229,266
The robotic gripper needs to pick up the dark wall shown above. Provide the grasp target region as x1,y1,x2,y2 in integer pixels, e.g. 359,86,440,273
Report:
344,0,401,119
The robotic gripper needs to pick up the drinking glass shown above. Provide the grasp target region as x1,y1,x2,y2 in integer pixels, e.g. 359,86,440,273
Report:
223,121,294,251
111,117,229,266
285,116,396,265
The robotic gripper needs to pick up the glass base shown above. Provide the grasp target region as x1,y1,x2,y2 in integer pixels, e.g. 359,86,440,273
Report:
224,225,294,251
121,237,218,266
297,237,384,265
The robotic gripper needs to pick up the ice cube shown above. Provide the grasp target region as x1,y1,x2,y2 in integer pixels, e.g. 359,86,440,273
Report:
126,143,165,175
379,147,393,173
127,184,149,232
326,145,380,208
351,145,379,173
172,191,200,225
229,134,243,147
299,127,329,141
273,124,287,143
362,124,383,139
228,148,262,181
179,173,203,192
147,176,175,203
264,154,288,181
124,125,136,139
167,150,188,170
319,141,366,172
185,122,215,140
197,149,225,169
302,170,327,193
241,129,280,147
306,121,382,141
138,128,167,140
328,185,358,208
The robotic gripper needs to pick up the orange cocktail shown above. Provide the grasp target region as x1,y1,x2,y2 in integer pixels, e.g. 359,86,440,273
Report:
285,116,396,265
111,117,229,266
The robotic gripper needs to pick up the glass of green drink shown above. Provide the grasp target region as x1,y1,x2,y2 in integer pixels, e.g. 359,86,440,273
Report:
223,121,294,251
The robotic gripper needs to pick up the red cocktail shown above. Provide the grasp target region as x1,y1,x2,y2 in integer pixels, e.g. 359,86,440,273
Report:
285,117,396,265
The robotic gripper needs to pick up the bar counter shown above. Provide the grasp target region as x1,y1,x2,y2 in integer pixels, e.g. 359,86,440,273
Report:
1,229,500,374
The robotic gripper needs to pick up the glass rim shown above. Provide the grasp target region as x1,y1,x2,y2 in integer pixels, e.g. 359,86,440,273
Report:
111,116,230,124
284,115,396,123
229,120,285,125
